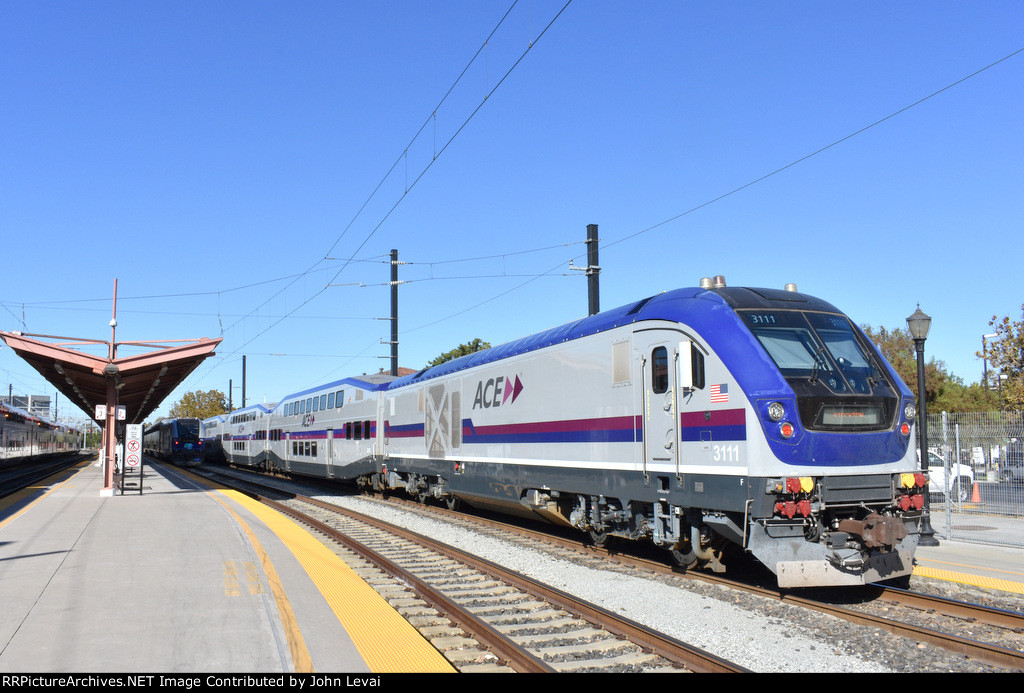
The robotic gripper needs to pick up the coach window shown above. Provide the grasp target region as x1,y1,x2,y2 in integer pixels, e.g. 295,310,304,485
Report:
327,392,334,409
306,397,313,413
336,390,344,407
652,346,669,394
312,397,319,413
320,394,327,410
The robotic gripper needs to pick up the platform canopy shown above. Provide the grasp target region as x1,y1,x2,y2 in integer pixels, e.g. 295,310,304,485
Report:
0,331,221,424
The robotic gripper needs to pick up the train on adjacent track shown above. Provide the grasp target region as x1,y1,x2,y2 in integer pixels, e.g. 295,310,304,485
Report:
198,278,927,588
1,402,82,468
143,417,203,466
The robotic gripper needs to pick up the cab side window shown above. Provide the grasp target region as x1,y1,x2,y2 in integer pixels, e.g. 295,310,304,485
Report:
652,346,669,394
691,347,706,390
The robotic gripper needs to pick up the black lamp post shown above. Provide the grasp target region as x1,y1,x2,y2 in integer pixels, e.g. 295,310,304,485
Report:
907,305,938,546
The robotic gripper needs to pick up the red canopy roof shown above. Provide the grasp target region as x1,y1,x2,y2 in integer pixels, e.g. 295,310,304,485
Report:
1,331,221,424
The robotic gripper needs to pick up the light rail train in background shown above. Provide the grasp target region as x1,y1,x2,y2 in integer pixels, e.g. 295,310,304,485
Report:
1,402,82,467
199,278,927,588
143,417,203,466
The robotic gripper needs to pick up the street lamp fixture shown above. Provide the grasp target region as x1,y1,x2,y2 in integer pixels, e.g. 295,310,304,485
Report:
907,306,931,341
907,304,938,546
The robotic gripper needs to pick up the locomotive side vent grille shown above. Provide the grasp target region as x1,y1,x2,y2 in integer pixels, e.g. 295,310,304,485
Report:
425,382,461,457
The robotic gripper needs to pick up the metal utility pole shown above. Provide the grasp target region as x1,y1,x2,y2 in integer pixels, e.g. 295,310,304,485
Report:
587,224,600,315
102,279,119,493
390,249,399,376
242,355,247,408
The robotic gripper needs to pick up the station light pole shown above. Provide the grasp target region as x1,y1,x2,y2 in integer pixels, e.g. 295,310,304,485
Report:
907,305,938,546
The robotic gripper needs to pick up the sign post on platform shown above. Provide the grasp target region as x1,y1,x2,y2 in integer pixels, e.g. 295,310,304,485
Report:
124,423,144,495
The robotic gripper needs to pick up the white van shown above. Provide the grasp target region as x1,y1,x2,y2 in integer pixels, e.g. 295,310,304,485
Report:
922,450,975,503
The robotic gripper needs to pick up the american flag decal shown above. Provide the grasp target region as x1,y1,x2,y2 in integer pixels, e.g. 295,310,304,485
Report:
710,383,729,403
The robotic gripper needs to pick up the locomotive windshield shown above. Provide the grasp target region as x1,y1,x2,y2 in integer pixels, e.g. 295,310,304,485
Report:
177,420,200,441
740,310,898,431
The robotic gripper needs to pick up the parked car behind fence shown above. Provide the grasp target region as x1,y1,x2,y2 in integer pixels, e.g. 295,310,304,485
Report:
1000,439,1023,483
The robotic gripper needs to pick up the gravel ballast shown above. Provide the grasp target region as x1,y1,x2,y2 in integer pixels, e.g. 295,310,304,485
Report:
313,492,900,673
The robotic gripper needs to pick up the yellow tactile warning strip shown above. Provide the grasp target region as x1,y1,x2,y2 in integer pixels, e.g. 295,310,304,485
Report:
184,471,455,673
914,562,1024,595
0,459,91,531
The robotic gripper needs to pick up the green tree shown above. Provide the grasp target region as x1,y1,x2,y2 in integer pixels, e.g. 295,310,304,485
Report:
862,324,998,412
932,375,998,413
169,390,229,419
981,304,1024,410
427,338,491,368
861,325,948,402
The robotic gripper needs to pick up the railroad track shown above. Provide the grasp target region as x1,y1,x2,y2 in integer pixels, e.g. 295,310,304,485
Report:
0,453,89,499
196,468,747,674
345,484,1024,671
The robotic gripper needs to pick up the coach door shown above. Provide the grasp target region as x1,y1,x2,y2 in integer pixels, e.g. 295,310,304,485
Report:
637,334,680,478
326,428,335,478
376,400,387,457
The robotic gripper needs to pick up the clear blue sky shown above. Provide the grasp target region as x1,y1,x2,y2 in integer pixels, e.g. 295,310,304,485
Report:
2,1,1021,424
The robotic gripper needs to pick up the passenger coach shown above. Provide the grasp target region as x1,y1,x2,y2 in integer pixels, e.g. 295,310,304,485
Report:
1,402,82,466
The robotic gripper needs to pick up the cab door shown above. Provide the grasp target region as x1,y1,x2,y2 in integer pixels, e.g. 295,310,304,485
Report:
636,333,679,478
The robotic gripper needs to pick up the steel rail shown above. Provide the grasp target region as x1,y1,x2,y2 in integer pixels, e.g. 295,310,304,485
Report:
0,453,88,498
877,585,1024,632
260,494,556,673
295,494,748,674
375,493,1024,670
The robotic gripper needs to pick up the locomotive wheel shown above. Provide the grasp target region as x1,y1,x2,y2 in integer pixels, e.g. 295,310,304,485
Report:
445,495,460,511
588,528,613,547
670,544,698,570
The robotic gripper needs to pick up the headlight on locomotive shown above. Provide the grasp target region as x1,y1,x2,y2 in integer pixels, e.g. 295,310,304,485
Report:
903,402,916,422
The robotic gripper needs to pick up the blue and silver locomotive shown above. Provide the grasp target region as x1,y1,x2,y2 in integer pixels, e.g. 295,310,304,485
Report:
143,417,203,465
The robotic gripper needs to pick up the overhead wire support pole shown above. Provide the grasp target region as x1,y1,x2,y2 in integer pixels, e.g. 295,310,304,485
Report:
390,249,399,376
570,224,601,316
587,224,600,316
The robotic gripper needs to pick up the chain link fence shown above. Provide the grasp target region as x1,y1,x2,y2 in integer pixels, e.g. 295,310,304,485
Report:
924,410,1024,548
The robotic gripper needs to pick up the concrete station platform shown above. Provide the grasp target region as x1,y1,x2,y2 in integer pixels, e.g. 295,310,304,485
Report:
0,456,455,674
914,511,1024,596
